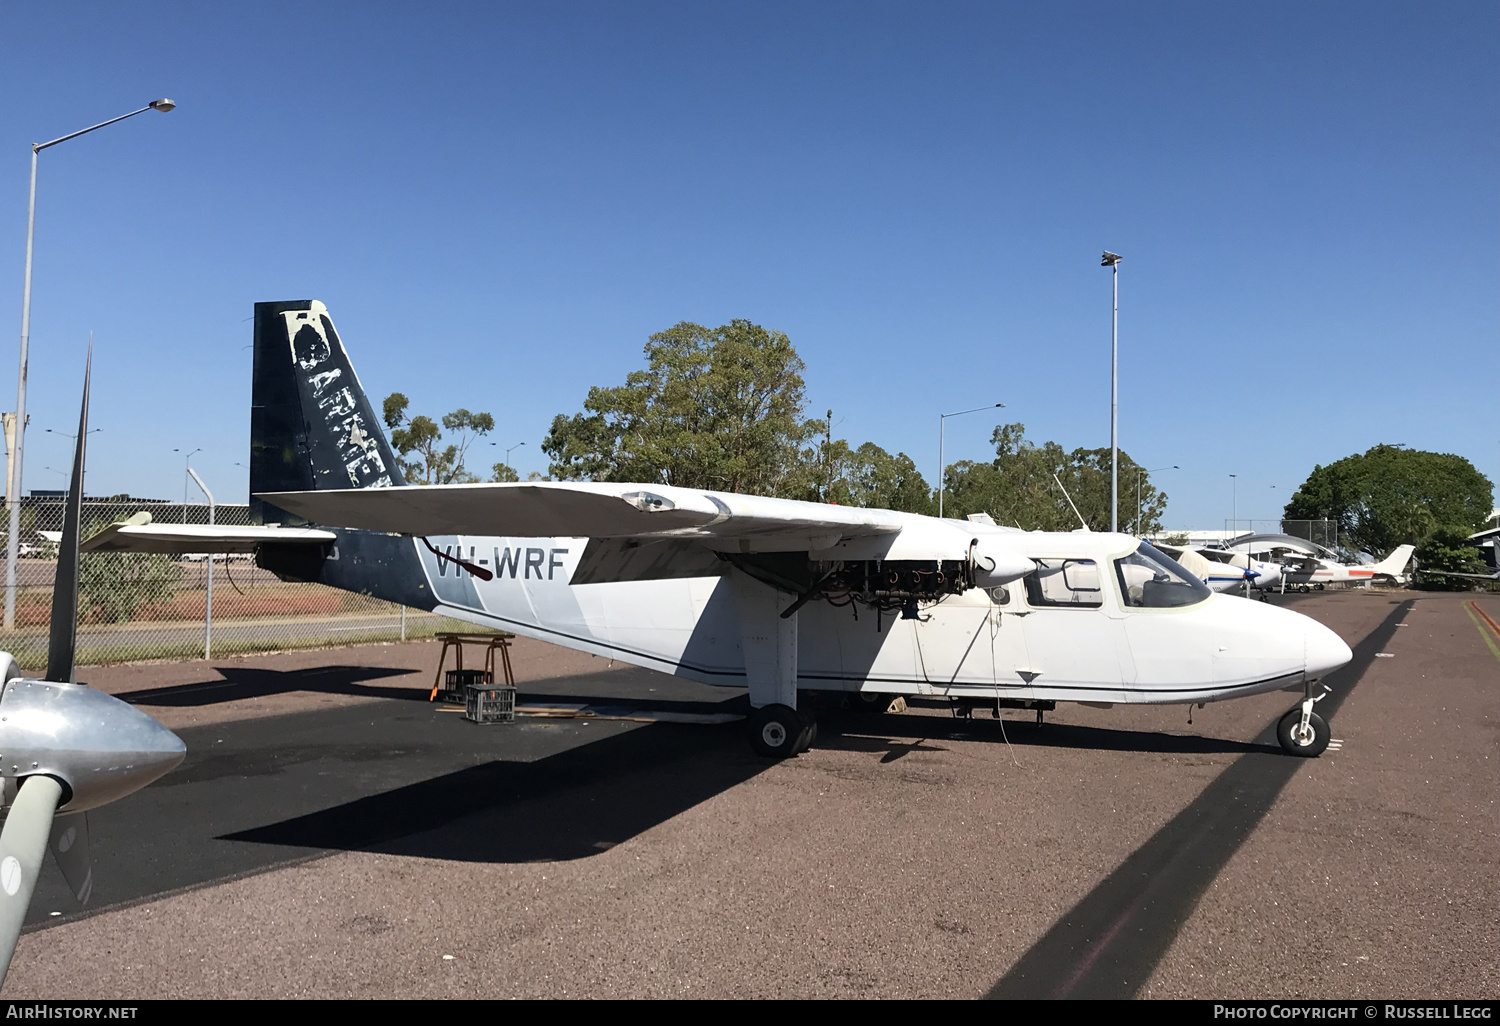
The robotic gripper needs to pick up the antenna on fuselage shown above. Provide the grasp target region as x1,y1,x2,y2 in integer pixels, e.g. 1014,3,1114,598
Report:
1053,473,1090,532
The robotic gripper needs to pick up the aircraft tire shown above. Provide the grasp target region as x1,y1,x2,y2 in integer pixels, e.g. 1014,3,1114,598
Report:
749,704,803,758
1277,709,1330,757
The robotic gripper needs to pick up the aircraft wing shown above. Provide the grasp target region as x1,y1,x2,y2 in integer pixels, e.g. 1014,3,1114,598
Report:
259,481,907,551
81,516,337,555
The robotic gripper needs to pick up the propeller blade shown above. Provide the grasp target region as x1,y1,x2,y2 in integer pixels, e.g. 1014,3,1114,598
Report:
0,775,64,984
48,812,91,903
45,341,90,685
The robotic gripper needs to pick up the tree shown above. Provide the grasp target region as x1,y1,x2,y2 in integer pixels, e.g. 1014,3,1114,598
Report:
1414,525,1486,589
77,510,179,624
821,441,934,514
1283,444,1493,556
543,320,819,496
940,422,1167,532
441,409,496,483
490,463,519,483
382,393,494,484
78,551,179,624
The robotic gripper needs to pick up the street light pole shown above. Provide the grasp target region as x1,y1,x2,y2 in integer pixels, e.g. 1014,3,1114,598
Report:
1230,473,1238,541
1136,464,1178,535
187,466,214,660
5,99,175,630
174,448,201,521
1102,251,1122,533
938,403,1004,519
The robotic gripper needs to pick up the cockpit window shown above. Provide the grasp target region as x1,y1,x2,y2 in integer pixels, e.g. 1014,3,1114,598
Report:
1115,542,1212,608
1024,559,1103,608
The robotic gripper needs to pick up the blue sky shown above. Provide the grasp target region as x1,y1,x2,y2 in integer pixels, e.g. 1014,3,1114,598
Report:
1,2,1495,529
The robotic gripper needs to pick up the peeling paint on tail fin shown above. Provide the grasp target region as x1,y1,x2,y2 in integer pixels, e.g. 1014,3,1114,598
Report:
248,301,435,610
250,300,404,526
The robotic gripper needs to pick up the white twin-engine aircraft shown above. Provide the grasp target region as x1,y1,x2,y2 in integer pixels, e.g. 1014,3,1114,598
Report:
95,301,1355,759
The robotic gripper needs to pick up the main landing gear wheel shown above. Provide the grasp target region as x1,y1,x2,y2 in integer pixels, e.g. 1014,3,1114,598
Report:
797,714,819,753
749,704,810,758
1277,708,1330,757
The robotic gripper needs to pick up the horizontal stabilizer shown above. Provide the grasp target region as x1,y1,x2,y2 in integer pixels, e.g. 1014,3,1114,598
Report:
81,513,336,555
258,481,907,550
1417,567,1500,581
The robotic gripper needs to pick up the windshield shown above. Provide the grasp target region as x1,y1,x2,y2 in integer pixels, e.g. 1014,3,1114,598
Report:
1115,542,1212,608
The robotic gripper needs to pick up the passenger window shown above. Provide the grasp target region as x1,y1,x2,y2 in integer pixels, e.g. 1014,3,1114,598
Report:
1024,559,1103,608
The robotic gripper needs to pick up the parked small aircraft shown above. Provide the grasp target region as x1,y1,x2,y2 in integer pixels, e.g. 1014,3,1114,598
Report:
0,349,186,985
90,302,1354,763
1153,543,1281,595
1224,534,1414,592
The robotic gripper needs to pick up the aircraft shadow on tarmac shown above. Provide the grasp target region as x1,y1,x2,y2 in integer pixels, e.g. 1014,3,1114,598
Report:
220,700,1270,868
117,665,422,707
222,709,768,864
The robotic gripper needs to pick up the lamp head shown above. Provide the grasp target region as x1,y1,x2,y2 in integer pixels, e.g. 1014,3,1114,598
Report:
1101,251,1122,267
148,98,176,113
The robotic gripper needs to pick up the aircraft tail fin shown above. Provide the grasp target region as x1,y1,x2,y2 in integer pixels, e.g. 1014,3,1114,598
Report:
1373,543,1416,577
250,301,404,525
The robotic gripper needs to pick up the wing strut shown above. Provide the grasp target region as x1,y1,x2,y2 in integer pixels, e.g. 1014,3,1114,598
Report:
779,568,841,620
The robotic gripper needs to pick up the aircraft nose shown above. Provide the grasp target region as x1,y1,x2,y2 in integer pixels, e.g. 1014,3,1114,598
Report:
1305,621,1353,678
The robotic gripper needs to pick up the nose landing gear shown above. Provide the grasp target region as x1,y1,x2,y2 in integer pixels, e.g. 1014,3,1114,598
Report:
1277,684,1332,756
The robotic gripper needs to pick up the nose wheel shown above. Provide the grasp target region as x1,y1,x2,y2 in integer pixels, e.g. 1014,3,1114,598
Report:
1277,685,1332,756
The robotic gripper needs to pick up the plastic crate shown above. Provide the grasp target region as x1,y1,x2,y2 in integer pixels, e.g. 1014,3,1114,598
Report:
442,668,489,704
465,683,516,724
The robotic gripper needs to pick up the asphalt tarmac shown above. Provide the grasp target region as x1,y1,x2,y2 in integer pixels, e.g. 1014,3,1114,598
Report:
1,591,1494,999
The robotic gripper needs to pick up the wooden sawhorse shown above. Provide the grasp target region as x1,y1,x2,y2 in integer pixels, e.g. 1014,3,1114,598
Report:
430,632,516,701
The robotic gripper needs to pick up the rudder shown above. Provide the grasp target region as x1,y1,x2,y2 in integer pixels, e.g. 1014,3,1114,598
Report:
250,300,404,525
1374,543,1415,576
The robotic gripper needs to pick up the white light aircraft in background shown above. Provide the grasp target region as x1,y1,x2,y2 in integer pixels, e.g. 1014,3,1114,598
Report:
90,301,1355,762
1224,534,1415,592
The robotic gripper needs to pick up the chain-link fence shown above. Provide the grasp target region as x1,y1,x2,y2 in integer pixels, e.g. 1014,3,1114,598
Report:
0,498,465,671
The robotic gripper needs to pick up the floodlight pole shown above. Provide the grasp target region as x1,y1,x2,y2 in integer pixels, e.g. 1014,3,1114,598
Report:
1102,251,1122,533
938,403,1004,519
6,99,175,630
